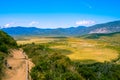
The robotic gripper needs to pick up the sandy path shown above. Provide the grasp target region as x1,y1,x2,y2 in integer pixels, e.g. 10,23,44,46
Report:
3,49,34,80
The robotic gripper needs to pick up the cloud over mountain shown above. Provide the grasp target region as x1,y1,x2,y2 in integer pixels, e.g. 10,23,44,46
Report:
76,20,95,26
29,21,39,26
4,22,15,28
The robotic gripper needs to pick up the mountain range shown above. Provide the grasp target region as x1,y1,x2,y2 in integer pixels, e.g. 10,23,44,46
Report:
1,20,120,37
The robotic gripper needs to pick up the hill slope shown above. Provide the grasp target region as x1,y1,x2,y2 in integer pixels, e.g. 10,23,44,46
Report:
0,30,17,79
88,20,120,33
81,32,120,39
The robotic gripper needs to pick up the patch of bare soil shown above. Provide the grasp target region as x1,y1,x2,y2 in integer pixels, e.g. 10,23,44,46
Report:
2,49,34,80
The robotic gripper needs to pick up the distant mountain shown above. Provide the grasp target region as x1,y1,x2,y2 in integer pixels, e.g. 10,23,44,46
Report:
1,26,87,36
2,27,41,36
88,20,120,34
1,20,120,37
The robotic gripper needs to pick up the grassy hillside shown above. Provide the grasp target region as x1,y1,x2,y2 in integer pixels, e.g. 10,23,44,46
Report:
21,41,120,80
19,32,120,80
0,30,17,80
81,32,120,39
18,36,118,63
81,32,120,53
22,44,84,80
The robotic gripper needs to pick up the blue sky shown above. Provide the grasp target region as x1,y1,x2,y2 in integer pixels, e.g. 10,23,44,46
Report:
0,0,120,28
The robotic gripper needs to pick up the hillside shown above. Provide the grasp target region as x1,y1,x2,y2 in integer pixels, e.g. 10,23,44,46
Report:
88,20,120,33
1,20,120,37
0,30,17,50
81,32,120,39
0,30,17,80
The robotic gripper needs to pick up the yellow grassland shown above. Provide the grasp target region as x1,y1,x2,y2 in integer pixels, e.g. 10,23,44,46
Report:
17,37,59,45
17,37,119,62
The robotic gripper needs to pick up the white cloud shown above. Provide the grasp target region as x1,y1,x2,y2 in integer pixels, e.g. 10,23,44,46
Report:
4,24,10,27
76,20,95,26
4,22,15,28
29,21,39,26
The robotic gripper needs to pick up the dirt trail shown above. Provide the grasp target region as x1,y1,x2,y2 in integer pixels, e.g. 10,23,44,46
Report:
3,49,34,80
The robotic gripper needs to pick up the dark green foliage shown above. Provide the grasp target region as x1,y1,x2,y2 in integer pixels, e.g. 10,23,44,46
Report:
30,53,84,80
0,30,17,48
0,44,8,53
75,62,120,80
0,52,5,80
22,44,84,80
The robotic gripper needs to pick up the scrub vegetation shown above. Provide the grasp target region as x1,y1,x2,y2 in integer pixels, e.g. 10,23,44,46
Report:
19,32,120,80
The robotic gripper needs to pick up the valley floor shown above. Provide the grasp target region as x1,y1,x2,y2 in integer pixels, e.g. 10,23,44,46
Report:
16,37,119,63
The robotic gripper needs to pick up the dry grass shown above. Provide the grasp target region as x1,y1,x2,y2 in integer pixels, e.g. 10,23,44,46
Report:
17,37,58,45
51,38,118,62
67,47,118,62
16,37,119,62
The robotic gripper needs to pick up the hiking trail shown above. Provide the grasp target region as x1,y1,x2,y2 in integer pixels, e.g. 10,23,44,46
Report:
3,49,34,80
